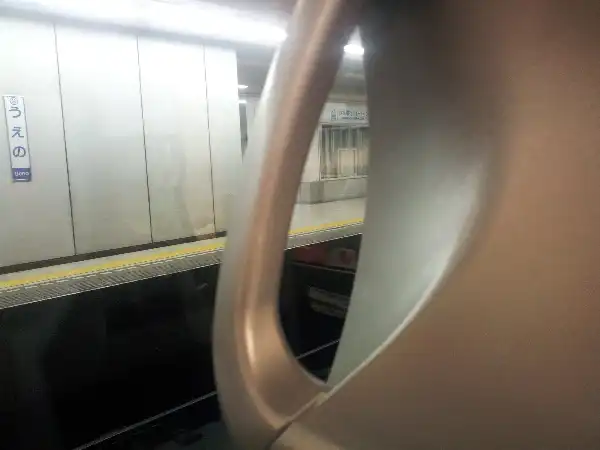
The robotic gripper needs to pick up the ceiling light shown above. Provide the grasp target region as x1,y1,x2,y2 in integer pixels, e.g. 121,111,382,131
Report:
238,84,248,90
344,44,364,56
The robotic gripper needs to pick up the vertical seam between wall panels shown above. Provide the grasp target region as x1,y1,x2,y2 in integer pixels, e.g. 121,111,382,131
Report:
53,24,78,255
136,36,154,242
318,126,323,182
202,47,218,234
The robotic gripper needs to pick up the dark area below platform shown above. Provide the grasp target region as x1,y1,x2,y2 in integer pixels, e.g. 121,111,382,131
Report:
0,236,359,449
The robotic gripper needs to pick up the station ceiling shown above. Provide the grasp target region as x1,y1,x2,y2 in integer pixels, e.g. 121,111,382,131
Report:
0,0,366,101
201,0,366,101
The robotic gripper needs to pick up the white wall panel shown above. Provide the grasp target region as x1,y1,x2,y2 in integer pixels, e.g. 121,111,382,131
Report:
204,47,243,232
302,131,321,182
0,18,75,267
56,26,151,253
244,97,260,141
138,37,215,241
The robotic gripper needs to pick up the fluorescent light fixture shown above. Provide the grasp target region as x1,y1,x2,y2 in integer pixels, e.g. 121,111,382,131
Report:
1,0,288,46
344,44,364,56
238,84,248,90
238,99,247,104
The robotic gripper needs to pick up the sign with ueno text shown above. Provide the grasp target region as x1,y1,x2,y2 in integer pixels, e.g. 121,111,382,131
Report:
3,95,31,182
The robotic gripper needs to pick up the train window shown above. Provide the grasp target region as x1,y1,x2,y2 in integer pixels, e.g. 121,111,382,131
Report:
320,125,369,180
0,1,368,447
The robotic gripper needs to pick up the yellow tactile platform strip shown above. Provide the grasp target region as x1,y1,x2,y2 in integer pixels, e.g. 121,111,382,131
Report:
0,219,363,309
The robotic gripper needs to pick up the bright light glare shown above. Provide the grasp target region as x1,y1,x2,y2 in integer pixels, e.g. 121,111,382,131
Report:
238,84,248,90
3,0,288,46
238,99,247,104
344,44,364,56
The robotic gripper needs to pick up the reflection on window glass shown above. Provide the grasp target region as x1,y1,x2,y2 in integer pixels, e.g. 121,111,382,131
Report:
0,0,367,446
320,125,369,180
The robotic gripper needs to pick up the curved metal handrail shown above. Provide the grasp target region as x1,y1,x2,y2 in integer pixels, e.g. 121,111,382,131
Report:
213,1,364,449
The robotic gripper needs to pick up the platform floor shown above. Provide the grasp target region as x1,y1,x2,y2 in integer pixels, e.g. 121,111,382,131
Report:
0,198,365,310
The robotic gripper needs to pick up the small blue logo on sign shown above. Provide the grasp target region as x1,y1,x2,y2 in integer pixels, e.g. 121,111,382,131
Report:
13,168,31,182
